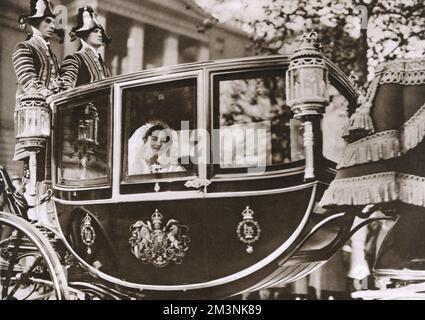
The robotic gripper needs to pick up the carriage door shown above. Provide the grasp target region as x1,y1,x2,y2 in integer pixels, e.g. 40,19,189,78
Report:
116,71,206,197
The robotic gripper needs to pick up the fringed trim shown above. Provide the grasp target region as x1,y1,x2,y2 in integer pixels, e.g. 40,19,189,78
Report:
337,130,400,169
320,172,425,208
401,103,425,153
339,103,425,168
381,70,425,85
399,174,425,207
319,172,399,207
344,58,425,142
379,59,425,85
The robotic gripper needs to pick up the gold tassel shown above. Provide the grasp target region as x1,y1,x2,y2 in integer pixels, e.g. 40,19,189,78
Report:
343,69,384,143
342,101,374,143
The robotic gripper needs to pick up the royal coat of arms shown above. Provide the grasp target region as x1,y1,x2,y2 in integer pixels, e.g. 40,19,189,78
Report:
129,209,190,267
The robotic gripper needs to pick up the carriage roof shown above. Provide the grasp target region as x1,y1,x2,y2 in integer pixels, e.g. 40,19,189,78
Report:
50,55,357,104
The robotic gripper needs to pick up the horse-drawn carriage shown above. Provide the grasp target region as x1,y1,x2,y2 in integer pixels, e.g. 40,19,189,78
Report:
0,33,391,300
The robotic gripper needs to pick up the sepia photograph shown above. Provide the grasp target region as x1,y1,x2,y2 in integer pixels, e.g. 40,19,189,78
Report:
0,0,424,304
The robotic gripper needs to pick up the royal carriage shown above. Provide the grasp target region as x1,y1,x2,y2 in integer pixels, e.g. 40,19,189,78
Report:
0,33,392,300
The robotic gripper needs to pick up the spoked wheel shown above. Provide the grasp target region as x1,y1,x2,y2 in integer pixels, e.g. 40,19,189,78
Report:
0,212,69,300
67,282,124,300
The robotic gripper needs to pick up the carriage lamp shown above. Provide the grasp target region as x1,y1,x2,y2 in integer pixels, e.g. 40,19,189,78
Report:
76,103,99,179
15,92,51,196
286,31,329,180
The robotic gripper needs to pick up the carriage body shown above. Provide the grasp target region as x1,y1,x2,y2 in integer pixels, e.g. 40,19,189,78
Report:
1,55,362,299
46,55,359,298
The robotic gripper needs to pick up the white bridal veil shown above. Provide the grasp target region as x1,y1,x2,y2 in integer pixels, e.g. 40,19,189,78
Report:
128,121,183,175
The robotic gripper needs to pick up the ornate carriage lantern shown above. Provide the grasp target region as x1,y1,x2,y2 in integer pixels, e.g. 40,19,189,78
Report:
286,31,329,180
15,92,51,195
76,103,99,179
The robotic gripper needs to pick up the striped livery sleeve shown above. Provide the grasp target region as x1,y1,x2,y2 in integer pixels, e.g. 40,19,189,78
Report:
60,54,80,90
12,42,50,96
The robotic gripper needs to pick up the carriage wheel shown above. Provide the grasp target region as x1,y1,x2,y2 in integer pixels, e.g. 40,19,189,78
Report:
67,282,123,300
0,212,69,300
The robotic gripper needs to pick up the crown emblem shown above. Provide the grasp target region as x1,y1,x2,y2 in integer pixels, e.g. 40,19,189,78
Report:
83,214,92,225
152,209,163,225
242,206,254,220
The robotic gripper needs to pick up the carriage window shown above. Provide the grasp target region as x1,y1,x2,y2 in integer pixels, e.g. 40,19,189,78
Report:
55,90,111,187
122,78,196,181
215,70,304,174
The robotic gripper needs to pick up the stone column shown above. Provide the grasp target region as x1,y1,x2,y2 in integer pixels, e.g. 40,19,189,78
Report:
198,45,210,62
125,22,145,73
163,33,179,66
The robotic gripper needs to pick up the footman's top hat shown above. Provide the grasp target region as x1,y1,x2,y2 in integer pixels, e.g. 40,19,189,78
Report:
70,7,112,46
18,0,64,42
19,0,57,28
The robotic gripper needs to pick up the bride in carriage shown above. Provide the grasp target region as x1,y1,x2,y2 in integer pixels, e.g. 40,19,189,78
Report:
128,120,186,175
